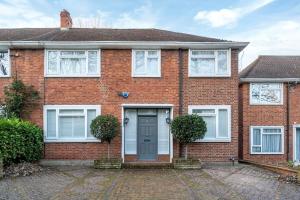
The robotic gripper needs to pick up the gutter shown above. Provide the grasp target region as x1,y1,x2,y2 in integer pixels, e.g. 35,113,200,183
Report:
240,78,300,83
0,41,249,51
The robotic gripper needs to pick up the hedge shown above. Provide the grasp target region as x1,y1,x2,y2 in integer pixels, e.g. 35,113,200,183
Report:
0,118,43,166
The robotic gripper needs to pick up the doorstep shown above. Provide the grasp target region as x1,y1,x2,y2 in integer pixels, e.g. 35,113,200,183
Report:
122,161,173,169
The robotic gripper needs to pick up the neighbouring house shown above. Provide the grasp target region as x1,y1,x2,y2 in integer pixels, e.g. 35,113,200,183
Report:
0,10,248,163
239,56,300,165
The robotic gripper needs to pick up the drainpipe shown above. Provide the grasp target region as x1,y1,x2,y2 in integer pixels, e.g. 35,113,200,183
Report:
287,83,290,162
178,48,184,115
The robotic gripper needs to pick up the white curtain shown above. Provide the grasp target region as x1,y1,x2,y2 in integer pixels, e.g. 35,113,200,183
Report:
58,116,85,138
87,110,96,138
147,57,158,75
217,51,227,74
191,58,215,75
60,58,86,75
88,51,98,74
134,51,145,74
47,110,56,138
47,51,58,74
202,116,216,139
262,134,281,152
218,109,228,137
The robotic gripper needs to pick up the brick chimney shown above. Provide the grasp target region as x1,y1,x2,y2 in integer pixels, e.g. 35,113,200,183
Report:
60,9,72,30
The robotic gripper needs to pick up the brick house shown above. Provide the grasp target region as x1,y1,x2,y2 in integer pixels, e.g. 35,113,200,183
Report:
0,10,248,163
239,55,300,165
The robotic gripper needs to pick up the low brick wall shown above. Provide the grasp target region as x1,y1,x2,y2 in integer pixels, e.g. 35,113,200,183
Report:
94,158,121,169
239,160,300,183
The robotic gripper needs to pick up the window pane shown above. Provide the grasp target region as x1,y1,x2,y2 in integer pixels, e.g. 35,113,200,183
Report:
263,128,281,133
252,128,261,145
0,51,9,76
58,116,85,138
60,58,86,75
262,134,282,152
125,109,137,154
88,51,98,74
148,51,158,57
251,83,282,104
192,109,215,114
190,58,215,75
217,51,228,74
59,109,84,115
48,51,58,74
87,109,96,138
47,110,56,138
134,51,145,74
252,147,261,152
147,57,159,75
218,109,228,137
192,50,214,56
202,116,216,139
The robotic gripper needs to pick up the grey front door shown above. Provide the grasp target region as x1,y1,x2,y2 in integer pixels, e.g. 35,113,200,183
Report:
138,116,157,160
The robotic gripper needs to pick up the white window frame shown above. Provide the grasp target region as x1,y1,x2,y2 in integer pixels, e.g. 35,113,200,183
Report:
44,49,101,77
43,105,101,142
188,105,231,142
188,49,231,77
250,126,284,154
0,49,11,77
250,83,283,105
132,49,161,77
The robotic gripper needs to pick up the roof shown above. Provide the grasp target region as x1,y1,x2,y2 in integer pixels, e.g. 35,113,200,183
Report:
240,56,300,82
0,28,228,42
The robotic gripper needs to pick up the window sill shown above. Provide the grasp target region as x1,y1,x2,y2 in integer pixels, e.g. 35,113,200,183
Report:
0,76,11,78
250,152,284,155
132,75,161,78
188,75,231,78
249,103,283,106
44,75,100,78
44,139,100,143
195,139,231,143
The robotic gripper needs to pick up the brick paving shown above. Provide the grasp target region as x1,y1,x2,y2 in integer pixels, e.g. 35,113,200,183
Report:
0,164,299,200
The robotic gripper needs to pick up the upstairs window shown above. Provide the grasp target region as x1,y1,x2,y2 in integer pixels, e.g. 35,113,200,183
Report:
132,50,161,77
45,50,100,77
0,50,10,77
250,83,283,105
189,50,230,77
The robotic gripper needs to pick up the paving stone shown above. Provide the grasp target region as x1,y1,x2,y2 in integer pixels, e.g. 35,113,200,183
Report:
0,164,299,200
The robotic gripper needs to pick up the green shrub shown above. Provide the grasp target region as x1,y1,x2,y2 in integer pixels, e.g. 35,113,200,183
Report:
0,118,43,165
171,114,207,159
90,115,120,158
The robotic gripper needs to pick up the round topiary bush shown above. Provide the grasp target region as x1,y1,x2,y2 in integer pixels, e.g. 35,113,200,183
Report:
90,115,120,158
171,114,207,159
0,118,43,166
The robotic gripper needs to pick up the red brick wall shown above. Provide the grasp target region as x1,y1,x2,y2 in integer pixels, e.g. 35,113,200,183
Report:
0,48,240,162
180,49,240,162
239,83,288,164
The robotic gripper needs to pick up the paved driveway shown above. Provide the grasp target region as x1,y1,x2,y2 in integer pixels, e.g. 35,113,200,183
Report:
0,164,299,200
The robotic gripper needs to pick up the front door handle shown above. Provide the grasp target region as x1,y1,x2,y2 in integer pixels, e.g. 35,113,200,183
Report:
144,139,150,142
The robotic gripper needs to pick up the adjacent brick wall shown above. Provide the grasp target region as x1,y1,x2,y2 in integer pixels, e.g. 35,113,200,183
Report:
181,49,240,162
239,83,288,164
0,48,240,162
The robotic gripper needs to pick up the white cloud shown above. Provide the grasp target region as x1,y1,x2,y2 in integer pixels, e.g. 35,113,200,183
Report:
194,0,274,28
228,20,300,70
0,0,57,28
73,2,158,28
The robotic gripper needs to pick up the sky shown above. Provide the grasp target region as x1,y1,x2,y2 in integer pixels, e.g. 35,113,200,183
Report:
0,0,300,70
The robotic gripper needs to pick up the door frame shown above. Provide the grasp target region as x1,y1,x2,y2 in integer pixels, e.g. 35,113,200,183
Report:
137,115,158,160
293,124,300,165
121,104,174,163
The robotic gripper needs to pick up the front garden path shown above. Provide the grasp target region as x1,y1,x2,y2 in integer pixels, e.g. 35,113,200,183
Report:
0,164,300,200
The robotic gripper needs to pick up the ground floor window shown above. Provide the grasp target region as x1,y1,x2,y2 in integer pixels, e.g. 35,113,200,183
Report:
44,105,100,141
250,126,284,154
188,105,231,142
